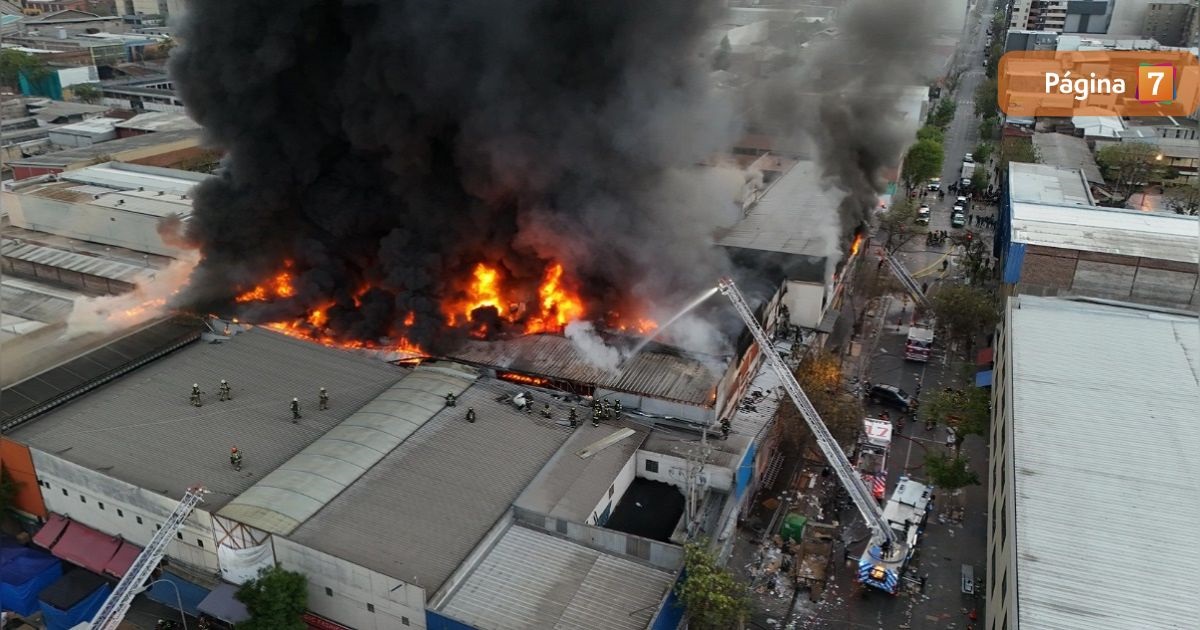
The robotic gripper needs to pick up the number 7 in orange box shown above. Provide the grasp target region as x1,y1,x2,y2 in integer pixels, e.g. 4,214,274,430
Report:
1138,64,1174,102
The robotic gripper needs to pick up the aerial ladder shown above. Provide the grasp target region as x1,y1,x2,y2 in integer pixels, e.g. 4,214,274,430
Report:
73,487,208,630
719,279,927,592
882,249,931,311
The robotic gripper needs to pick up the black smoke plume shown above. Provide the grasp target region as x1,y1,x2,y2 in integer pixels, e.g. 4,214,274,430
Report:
170,0,741,352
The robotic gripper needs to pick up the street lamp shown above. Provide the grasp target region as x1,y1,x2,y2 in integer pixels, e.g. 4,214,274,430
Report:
143,579,188,630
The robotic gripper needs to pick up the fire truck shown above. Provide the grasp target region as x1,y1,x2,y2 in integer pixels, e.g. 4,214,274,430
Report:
904,326,934,362
856,418,892,500
856,476,933,594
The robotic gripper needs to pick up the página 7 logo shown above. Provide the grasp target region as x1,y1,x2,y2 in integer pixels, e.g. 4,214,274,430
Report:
1044,71,1127,101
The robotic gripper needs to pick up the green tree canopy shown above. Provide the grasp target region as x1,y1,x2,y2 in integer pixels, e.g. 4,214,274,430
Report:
236,566,308,630
971,165,990,192
929,99,956,129
919,386,991,444
978,116,999,141
0,49,50,89
924,453,980,490
901,139,945,189
916,125,944,144
974,142,993,164
1163,181,1200,215
974,77,998,118
72,83,102,104
1096,142,1163,202
930,284,999,354
675,541,748,630
876,197,926,253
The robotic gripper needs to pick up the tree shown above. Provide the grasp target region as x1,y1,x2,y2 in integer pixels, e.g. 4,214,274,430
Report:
236,565,308,630
930,285,999,355
0,49,50,89
978,116,999,141
712,36,731,71
924,453,980,490
1096,142,1162,202
919,387,990,444
928,99,956,129
779,350,864,450
974,142,993,164
1163,181,1200,215
997,136,1038,170
876,198,926,254
901,139,944,190
971,165,989,192
916,125,944,144
974,77,998,118
675,541,748,630
72,83,102,104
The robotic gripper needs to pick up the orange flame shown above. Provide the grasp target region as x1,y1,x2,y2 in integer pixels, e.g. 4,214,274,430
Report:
850,233,864,256
525,262,584,334
236,267,296,303
446,262,509,326
499,372,551,387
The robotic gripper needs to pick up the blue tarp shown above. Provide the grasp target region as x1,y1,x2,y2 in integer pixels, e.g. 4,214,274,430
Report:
1,548,63,616
1002,241,1025,284
38,570,111,630
146,570,210,617
975,370,993,388
734,441,757,500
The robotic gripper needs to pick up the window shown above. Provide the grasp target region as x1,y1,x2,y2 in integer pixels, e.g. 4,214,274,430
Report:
367,604,375,613
136,516,143,525
98,502,105,510
401,617,410,626
645,459,659,473
117,509,124,518
197,539,204,548
325,587,333,597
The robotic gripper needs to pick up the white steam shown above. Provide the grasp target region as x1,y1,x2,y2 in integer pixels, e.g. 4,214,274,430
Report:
564,320,626,373
64,252,199,338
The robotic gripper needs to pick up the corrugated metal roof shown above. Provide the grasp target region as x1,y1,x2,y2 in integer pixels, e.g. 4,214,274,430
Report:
716,161,842,258
515,419,650,522
1009,202,1199,263
8,129,200,168
1008,296,1200,630
60,161,208,195
9,329,406,509
439,524,674,630
217,363,478,535
113,112,200,133
290,374,577,591
1008,162,1093,206
1028,135,1105,185
446,334,724,406
2,238,155,283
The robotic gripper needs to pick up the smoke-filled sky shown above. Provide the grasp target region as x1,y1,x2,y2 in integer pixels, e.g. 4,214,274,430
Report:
167,0,940,353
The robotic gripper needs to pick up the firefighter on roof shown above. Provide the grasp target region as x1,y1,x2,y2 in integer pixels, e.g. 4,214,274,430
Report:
218,380,231,401
319,387,329,410
466,407,476,423
190,384,203,407
230,447,242,469
291,397,301,422
568,407,578,428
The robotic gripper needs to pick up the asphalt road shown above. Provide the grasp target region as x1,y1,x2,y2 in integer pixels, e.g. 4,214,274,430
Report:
785,2,998,628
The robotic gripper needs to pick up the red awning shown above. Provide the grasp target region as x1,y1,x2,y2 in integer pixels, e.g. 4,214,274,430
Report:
103,540,143,579
32,513,70,550
51,520,123,575
976,347,994,366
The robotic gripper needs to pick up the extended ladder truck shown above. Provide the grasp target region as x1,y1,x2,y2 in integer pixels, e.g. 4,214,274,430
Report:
71,487,208,630
717,278,931,595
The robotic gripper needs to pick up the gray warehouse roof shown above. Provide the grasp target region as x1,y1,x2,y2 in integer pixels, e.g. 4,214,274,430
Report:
1029,134,1104,185
515,418,649,522
1007,296,1200,630
1009,202,1199,263
290,372,578,592
8,128,201,169
716,160,842,258
2,238,155,284
9,328,406,507
439,524,675,630
447,334,724,406
218,363,478,535
1008,161,1094,206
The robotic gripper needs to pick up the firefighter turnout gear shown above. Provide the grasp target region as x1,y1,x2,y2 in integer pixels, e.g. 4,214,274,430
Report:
218,380,231,401
319,388,329,410
466,408,476,423
291,398,301,421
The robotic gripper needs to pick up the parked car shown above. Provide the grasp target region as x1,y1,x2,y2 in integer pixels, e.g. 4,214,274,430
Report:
867,384,915,411
951,211,966,228
926,178,941,191
916,205,931,225
963,152,973,163
956,195,970,211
